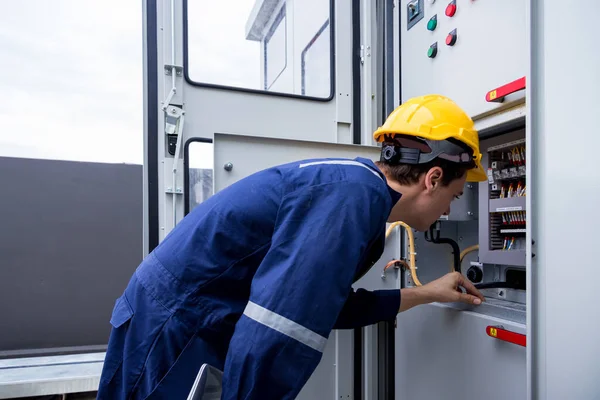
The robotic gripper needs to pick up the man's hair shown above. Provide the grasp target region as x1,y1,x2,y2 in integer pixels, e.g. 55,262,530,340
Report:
376,157,475,186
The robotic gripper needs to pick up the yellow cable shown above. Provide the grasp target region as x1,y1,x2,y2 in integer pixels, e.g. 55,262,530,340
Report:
454,244,479,273
385,221,423,286
460,244,479,262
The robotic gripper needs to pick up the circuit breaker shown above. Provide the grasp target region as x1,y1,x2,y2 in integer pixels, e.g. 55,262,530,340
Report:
479,130,526,267
470,128,527,305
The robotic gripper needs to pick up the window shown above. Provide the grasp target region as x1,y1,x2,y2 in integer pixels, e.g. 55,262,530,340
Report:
264,6,287,90
185,0,333,99
301,20,331,98
184,139,214,214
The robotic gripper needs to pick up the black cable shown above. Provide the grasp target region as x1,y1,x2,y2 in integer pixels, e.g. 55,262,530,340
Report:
474,282,523,290
434,238,461,273
425,223,461,273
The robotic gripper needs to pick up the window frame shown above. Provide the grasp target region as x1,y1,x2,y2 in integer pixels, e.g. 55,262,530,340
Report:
301,19,331,96
263,5,287,91
182,0,336,102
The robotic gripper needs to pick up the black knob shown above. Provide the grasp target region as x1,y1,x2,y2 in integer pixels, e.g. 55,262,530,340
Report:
466,266,483,283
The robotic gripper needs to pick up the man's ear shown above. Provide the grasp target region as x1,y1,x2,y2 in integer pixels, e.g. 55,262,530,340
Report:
425,166,443,191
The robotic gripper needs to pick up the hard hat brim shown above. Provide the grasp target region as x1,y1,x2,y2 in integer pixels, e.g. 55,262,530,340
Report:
467,161,488,182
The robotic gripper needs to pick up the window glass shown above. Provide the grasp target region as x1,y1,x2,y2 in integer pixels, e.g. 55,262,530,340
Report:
302,20,331,98
186,0,332,99
186,140,214,213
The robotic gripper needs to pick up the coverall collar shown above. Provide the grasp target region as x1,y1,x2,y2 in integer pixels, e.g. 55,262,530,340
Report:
354,157,403,207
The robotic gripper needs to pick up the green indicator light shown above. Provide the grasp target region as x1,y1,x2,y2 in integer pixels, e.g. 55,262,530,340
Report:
427,15,437,31
427,43,438,58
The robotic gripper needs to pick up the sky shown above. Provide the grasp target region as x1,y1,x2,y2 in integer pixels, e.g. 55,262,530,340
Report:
0,1,266,165
187,0,260,90
0,1,144,164
0,0,330,166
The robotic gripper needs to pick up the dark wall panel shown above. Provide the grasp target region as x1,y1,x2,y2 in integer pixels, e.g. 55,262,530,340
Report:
0,157,143,354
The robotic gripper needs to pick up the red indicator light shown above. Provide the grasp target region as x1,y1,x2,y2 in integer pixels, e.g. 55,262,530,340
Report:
486,325,526,347
445,1,457,17
446,29,457,46
486,76,526,102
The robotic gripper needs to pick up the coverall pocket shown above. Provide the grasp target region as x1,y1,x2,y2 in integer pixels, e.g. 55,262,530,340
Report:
98,282,176,400
110,295,134,328
98,295,135,391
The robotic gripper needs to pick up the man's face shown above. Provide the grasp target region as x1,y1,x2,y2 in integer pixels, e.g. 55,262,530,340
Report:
418,172,467,230
389,167,467,231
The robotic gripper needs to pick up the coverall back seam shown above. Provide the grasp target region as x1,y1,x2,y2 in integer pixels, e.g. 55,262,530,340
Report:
140,332,197,399
128,314,176,399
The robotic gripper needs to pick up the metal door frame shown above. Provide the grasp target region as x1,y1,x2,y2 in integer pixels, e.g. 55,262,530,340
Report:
142,0,384,397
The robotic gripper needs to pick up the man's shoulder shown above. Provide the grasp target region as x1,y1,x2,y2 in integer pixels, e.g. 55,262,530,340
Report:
271,156,387,197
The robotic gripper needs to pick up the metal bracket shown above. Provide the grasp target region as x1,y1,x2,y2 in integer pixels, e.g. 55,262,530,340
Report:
359,45,371,66
164,64,183,76
165,187,183,194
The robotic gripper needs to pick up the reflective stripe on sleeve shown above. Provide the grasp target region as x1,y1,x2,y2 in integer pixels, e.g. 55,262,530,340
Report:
298,160,382,180
243,301,328,353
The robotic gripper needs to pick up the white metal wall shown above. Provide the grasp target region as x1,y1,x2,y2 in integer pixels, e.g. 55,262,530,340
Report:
528,1,600,398
399,0,527,118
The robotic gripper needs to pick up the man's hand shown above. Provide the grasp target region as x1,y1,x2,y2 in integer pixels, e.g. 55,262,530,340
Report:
421,271,485,305
399,272,485,313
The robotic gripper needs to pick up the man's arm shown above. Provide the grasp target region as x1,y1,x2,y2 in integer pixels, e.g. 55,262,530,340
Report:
221,181,390,399
333,288,400,329
333,270,484,329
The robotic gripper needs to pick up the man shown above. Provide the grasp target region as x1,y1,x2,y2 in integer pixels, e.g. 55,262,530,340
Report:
97,94,487,399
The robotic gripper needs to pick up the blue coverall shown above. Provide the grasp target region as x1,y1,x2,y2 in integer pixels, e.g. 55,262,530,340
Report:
97,157,402,399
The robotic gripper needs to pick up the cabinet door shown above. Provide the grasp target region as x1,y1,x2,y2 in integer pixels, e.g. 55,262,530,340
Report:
144,0,368,398
529,1,600,398
396,304,526,400
146,0,357,247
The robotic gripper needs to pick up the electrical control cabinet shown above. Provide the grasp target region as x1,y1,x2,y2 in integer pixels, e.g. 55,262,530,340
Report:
391,117,528,400
475,127,527,308
479,130,526,266
398,119,528,315
400,0,527,118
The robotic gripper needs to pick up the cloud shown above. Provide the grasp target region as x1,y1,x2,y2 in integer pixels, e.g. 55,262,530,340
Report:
186,1,261,89
0,0,143,164
0,0,270,164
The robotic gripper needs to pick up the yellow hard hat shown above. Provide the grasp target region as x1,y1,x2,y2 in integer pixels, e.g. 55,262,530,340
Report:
373,94,486,182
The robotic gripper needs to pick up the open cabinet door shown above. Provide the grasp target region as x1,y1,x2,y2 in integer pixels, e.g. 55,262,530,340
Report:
142,0,375,398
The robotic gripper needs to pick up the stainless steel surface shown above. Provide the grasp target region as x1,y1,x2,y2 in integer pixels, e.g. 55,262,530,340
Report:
0,353,104,399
